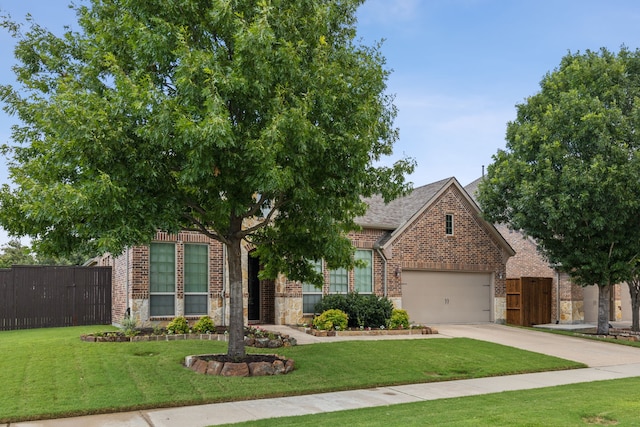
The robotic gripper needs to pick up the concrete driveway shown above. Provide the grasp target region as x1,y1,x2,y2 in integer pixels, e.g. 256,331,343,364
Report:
436,323,640,367
271,323,640,367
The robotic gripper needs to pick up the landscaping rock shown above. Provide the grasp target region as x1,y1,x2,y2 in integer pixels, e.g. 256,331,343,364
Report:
221,362,250,377
284,358,295,374
272,360,285,375
207,360,224,375
249,361,275,376
267,338,283,348
191,359,209,375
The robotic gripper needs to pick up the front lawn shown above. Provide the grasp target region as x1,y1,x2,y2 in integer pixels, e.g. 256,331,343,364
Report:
227,377,640,426
0,326,583,422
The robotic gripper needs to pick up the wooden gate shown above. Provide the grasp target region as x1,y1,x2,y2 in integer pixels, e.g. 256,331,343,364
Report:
0,265,111,331
506,277,552,327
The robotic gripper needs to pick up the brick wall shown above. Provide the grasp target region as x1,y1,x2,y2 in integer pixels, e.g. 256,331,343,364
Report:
102,185,513,325
103,231,225,325
391,186,509,297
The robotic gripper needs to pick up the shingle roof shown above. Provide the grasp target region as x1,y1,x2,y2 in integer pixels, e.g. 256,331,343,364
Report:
464,176,483,204
355,177,452,229
355,176,514,256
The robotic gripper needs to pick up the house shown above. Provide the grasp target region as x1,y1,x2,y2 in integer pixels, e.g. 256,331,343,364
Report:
465,177,631,324
98,177,515,326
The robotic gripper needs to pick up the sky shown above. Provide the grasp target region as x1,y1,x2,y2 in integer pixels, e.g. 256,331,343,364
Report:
0,0,639,246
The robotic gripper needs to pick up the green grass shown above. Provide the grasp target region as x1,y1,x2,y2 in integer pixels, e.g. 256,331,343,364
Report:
539,327,640,348
224,377,640,426
0,326,584,423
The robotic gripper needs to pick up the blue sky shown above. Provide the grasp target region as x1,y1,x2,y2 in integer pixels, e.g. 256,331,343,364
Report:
1,0,640,246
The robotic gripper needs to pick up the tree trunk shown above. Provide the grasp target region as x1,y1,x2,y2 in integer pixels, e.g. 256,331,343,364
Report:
226,236,246,359
596,284,610,335
629,281,640,332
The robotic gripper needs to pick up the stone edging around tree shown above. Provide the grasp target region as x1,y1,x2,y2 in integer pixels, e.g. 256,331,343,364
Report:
185,354,295,377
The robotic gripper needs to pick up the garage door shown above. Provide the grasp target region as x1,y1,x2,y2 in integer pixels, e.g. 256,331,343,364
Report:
402,271,492,324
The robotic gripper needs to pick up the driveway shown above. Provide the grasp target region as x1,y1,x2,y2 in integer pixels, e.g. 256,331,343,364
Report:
270,323,640,367
436,323,640,367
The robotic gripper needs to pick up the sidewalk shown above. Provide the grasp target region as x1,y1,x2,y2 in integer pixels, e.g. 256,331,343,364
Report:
8,323,640,427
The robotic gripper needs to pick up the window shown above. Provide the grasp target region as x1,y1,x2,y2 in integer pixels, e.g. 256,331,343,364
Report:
150,243,175,316
184,244,208,315
445,214,454,235
302,260,323,314
354,250,373,293
329,267,348,293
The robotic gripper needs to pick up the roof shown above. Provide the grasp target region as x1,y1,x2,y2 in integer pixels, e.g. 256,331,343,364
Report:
355,177,451,229
463,176,483,204
356,176,514,256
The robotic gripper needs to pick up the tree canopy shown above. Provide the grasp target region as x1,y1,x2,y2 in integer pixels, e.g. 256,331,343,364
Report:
0,239,35,268
478,47,640,334
0,239,90,267
0,0,414,356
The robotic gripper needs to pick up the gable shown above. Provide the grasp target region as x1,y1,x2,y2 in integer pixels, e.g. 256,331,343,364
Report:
389,183,514,268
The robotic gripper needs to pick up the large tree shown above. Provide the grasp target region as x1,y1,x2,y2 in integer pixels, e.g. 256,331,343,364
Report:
0,0,413,357
478,47,640,335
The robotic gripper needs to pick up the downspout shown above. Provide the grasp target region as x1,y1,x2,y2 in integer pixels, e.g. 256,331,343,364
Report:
374,246,388,297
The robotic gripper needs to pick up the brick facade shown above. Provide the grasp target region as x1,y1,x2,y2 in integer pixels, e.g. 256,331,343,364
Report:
104,231,225,326
392,186,509,297
495,219,624,324
104,178,513,327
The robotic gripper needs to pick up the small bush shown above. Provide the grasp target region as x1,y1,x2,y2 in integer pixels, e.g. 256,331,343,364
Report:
389,309,410,329
313,309,348,331
120,316,139,336
315,292,393,328
166,316,189,334
192,316,215,333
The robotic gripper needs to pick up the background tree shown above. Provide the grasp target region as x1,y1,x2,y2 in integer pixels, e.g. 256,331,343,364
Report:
0,238,91,266
627,262,640,332
0,239,35,268
0,0,413,358
478,47,640,335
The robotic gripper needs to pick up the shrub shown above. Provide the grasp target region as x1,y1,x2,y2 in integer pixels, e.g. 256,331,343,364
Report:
166,316,189,334
389,309,410,329
315,292,393,328
192,316,215,333
120,316,138,336
313,309,348,331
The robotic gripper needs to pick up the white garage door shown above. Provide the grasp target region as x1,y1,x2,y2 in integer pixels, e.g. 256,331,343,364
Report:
402,271,492,324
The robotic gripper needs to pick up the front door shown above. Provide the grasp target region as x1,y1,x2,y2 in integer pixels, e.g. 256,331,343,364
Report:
248,254,260,322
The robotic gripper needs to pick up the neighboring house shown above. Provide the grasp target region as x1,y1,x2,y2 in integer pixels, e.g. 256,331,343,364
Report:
98,177,515,326
465,177,630,324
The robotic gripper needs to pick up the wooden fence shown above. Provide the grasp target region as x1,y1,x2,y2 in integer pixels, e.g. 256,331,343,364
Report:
0,265,112,331
506,277,552,327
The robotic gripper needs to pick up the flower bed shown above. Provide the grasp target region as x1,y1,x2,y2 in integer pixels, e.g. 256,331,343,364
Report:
300,326,438,337
81,326,297,347
81,332,230,343
581,328,640,342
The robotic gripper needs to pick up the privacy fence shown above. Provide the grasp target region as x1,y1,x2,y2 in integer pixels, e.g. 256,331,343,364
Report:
0,265,112,331
506,277,552,327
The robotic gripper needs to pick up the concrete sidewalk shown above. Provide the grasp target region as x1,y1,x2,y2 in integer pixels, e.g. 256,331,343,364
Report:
8,324,640,427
